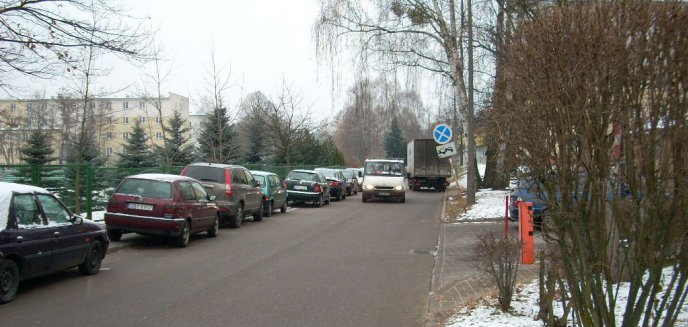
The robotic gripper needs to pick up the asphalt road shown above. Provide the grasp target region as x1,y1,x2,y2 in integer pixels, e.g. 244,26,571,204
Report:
0,190,443,327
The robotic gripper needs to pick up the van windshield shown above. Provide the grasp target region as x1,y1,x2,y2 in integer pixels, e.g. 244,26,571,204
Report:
364,161,404,176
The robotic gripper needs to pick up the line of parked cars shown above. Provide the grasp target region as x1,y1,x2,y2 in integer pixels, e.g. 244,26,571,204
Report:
0,164,362,304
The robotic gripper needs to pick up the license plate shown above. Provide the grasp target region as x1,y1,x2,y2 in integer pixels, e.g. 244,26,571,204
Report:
294,185,307,190
378,192,390,196
127,202,153,211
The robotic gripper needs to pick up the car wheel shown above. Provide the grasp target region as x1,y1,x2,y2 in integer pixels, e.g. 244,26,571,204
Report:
342,191,347,200
176,221,191,248
401,195,406,203
280,201,287,213
229,205,244,228
207,215,219,237
253,202,264,221
362,194,368,203
265,201,273,217
325,194,331,205
0,260,20,304
107,229,122,241
316,195,323,207
78,240,103,275
336,191,342,201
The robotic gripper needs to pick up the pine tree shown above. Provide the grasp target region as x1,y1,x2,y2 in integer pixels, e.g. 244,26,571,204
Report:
19,130,55,165
384,116,406,159
198,106,240,163
117,120,155,168
320,135,345,166
158,111,195,166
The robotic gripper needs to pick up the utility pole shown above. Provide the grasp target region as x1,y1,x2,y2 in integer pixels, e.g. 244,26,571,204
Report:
466,0,476,205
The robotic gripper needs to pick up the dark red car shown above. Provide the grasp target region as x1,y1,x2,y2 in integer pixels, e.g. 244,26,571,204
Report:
0,182,108,304
105,174,219,248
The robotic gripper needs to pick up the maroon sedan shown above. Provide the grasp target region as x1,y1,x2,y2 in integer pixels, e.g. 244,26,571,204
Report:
105,174,219,247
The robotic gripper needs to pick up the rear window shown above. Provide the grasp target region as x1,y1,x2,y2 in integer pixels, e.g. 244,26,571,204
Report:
183,166,225,183
116,178,172,199
288,172,317,181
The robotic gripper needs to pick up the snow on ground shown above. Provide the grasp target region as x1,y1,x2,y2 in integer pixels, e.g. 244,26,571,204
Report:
446,266,688,326
448,163,687,326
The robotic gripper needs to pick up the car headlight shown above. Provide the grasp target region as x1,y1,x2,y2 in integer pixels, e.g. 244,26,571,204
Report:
394,185,404,191
364,184,374,190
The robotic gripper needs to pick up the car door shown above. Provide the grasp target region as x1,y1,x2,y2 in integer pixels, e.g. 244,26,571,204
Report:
190,181,217,228
316,173,331,199
39,193,89,271
237,169,262,212
270,175,287,206
4,193,54,278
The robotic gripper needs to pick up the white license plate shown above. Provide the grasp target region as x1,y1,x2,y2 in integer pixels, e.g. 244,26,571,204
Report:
128,203,153,211
378,192,390,196
294,185,307,190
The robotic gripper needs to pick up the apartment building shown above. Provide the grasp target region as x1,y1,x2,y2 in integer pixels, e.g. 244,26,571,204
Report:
0,93,191,165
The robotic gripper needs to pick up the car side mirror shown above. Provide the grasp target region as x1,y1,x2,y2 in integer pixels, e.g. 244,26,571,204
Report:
208,195,217,202
358,172,363,177
71,216,84,225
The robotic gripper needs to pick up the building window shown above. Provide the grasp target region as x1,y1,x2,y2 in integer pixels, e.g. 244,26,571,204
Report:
123,101,129,109
122,132,129,139
156,132,163,140
122,148,128,155
105,148,113,155
89,102,95,109
122,117,128,124
139,101,145,109
155,116,161,123
105,101,112,109
105,132,112,140
139,116,146,124
106,117,112,124
27,103,33,110
10,103,16,111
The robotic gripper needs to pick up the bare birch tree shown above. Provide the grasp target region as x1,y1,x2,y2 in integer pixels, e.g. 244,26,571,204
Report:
314,0,479,203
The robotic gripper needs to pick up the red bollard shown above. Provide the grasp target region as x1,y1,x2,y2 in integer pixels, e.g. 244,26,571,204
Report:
518,201,535,264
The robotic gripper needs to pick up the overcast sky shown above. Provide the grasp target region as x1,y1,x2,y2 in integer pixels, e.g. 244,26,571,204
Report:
13,0,351,116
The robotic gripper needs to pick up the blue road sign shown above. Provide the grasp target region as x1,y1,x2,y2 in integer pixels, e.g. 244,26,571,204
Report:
433,124,452,144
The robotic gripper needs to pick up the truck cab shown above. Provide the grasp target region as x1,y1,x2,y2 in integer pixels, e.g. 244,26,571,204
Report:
361,159,407,203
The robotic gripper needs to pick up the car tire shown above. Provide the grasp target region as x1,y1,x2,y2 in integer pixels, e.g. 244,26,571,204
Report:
207,216,219,237
78,240,103,275
362,194,368,203
229,205,243,228
400,195,406,203
0,260,20,304
342,191,346,200
253,202,264,222
336,191,342,201
280,202,287,213
107,229,122,241
265,201,273,217
316,195,323,207
176,221,191,248
325,195,331,205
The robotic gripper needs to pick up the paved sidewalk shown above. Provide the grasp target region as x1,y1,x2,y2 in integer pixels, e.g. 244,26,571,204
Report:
425,219,541,325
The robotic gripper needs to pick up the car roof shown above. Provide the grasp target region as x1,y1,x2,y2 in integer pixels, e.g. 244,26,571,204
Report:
365,159,403,163
250,170,277,176
127,173,194,182
186,162,245,169
0,182,51,232
289,169,316,174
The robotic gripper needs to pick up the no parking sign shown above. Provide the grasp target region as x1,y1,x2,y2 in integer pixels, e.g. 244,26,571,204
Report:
433,124,452,144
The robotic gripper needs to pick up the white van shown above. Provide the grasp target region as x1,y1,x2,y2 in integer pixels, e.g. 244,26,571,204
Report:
361,159,407,203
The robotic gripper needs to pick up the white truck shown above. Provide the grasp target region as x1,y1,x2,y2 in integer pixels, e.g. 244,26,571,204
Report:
361,159,407,203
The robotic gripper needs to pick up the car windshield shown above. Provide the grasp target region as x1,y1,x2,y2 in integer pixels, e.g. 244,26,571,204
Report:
116,179,172,199
288,171,317,182
316,169,338,179
364,161,404,176
256,175,267,185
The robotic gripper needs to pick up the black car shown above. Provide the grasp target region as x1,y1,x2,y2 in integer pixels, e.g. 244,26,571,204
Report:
285,170,331,207
314,168,347,201
0,182,109,304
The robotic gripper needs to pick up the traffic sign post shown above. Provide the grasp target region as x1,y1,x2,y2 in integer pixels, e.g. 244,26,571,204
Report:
433,124,452,145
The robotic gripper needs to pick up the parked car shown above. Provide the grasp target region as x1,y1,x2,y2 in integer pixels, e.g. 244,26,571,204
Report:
0,182,109,304
180,163,264,228
314,168,347,201
251,170,288,217
346,168,364,191
285,169,331,207
341,169,359,196
105,174,220,247
508,180,548,226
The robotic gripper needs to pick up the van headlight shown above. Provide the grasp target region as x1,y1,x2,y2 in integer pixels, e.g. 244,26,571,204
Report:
394,185,404,191
364,184,374,190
